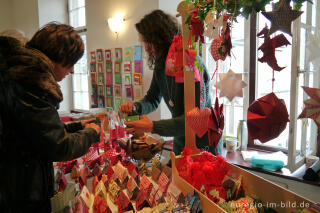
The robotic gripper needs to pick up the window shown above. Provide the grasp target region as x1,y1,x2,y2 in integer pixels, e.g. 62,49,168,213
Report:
203,0,319,172
68,0,89,110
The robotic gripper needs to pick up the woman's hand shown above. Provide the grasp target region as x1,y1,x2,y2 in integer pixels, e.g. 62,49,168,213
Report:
125,115,153,134
120,101,133,114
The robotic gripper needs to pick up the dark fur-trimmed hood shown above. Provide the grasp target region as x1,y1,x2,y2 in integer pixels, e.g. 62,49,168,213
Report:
0,36,63,102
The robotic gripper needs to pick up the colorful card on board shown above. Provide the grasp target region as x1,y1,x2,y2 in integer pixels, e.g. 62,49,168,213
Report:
125,85,133,100
114,97,122,110
133,73,142,85
114,84,122,97
90,63,96,73
96,49,103,62
91,84,97,96
124,73,132,84
106,85,113,96
106,73,113,85
115,61,121,74
124,62,132,73
91,73,96,84
115,48,122,62
124,47,133,61
133,85,143,101
114,74,121,84
97,63,103,73
97,73,104,84
106,62,112,73
98,85,104,96
134,61,142,73
98,95,105,108
90,51,96,63
91,96,98,108
106,97,113,108
105,49,112,61
134,45,142,61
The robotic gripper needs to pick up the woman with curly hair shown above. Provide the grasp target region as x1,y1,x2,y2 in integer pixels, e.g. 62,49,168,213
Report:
120,10,222,156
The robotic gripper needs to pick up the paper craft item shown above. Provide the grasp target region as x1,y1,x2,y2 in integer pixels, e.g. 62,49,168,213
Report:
134,61,142,73
115,48,122,62
96,49,103,62
118,191,134,212
114,74,121,84
186,107,211,138
114,84,121,97
114,97,122,110
90,63,96,73
105,49,112,61
261,0,303,36
162,165,172,179
298,86,320,129
140,174,152,191
152,167,161,182
125,85,133,99
124,47,133,61
106,73,113,85
106,62,112,73
98,85,104,96
124,62,132,73
151,157,162,170
215,69,247,101
71,165,80,179
149,184,164,206
158,172,170,194
203,12,224,40
114,61,121,74
135,185,152,211
57,159,79,174
208,97,224,148
90,51,96,63
134,45,142,61
97,63,103,73
95,180,108,200
106,97,113,108
133,85,143,101
91,73,96,84
91,96,98,108
51,183,78,213
108,180,121,199
124,73,132,85
114,162,129,184
133,73,142,85
93,195,109,213
97,73,104,84
190,9,204,43
80,186,94,210
167,183,185,204
91,84,97,96
247,92,289,143
106,85,112,96
257,25,291,71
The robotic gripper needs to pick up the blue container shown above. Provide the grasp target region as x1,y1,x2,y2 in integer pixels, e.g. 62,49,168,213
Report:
251,155,284,171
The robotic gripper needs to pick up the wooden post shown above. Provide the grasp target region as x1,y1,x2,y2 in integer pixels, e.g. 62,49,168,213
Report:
177,2,200,154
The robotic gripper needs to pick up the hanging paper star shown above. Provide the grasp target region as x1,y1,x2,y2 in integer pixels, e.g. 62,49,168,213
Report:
306,33,320,69
298,86,320,129
261,0,303,36
215,69,247,102
207,97,224,148
203,12,224,40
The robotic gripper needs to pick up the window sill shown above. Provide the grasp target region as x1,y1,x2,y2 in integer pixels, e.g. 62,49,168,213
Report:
223,148,320,187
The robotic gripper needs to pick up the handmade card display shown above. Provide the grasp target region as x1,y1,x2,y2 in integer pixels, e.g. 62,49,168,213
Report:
96,49,103,62
98,85,104,96
114,61,121,74
134,61,142,73
106,85,113,96
114,74,121,84
90,63,96,73
114,84,121,97
134,45,142,61
114,97,122,110
124,73,132,84
124,46,133,61
133,85,143,101
91,73,96,84
97,63,103,73
97,73,104,84
115,48,122,62
105,49,112,61
106,61,112,73
90,51,96,63
106,73,113,85
106,97,113,108
133,73,142,85
124,62,132,73
91,84,98,96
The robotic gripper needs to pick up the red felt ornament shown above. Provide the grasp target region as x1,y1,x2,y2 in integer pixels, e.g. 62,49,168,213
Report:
190,9,204,43
257,25,291,71
207,97,224,148
247,92,289,143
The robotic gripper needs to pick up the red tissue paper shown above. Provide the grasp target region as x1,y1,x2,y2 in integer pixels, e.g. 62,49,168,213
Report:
247,92,289,143
207,97,224,148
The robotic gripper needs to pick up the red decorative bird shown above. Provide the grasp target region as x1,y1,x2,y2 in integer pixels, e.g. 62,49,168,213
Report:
257,25,291,71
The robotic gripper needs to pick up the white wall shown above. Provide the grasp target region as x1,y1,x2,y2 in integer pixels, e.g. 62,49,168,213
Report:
158,0,181,19
86,0,162,120
0,0,13,31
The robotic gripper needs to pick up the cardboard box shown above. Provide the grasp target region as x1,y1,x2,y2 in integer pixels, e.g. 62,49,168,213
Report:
171,152,313,213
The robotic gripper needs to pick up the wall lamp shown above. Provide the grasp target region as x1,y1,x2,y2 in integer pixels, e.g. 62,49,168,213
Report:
108,14,125,35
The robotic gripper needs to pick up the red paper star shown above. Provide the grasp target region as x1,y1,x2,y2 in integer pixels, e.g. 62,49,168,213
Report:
207,97,224,148
215,69,247,102
298,86,320,129
261,0,303,36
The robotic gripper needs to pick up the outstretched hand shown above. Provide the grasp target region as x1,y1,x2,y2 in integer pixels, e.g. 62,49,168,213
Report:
125,115,153,134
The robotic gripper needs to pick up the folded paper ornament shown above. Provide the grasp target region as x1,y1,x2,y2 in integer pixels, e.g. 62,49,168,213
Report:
203,12,224,40
298,86,320,129
257,25,291,71
215,69,247,102
186,107,211,138
247,92,289,142
190,9,204,43
208,97,224,148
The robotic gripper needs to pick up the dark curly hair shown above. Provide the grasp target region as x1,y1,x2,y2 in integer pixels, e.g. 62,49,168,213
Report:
135,10,180,68
26,22,84,68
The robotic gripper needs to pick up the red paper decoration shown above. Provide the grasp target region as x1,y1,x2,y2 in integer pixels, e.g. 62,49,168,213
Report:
207,98,224,148
247,92,289,143
186,107,211,138
190,9,205,43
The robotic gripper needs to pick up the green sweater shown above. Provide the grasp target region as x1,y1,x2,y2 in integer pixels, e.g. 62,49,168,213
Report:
134,58,220,155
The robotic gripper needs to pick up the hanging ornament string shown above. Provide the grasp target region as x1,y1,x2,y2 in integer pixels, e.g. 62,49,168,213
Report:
271,34,277,92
